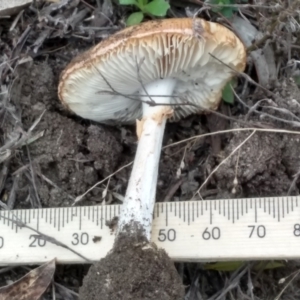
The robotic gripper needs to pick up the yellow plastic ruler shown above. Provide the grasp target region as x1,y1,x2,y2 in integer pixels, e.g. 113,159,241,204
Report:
0,196,299,265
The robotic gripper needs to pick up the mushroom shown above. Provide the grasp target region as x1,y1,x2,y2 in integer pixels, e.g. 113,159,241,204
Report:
58,18,246,241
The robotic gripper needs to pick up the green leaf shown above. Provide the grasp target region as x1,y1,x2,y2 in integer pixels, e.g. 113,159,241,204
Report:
293,75,300,87
220,7,235,18
209,0,237,17
136,0,147,9
253,261,285,271
205,261,244,271
144,0,170,16
204,261,285,272
222,82,234,104
126,12,144,26
119,0,137,5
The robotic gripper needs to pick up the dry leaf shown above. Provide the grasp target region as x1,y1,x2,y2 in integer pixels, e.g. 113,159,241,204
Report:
0,259,56,300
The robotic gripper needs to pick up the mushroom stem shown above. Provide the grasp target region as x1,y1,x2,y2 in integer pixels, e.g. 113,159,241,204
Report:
118,78,177,240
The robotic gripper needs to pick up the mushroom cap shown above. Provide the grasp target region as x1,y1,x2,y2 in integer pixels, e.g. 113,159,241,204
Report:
58,18,246,124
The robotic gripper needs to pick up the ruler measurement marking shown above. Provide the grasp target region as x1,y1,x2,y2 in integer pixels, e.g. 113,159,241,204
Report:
79,206,82,230
232,199,235,224
37,209,40,231
255,198,257,223
241,199,243,216
101,205,103,229
96,206,99,227
201,201,203,216
58,208,60,231
9,212,12,230
286,197,289,215
105,205,108,223
15,212,19,233
188,202,190,225
259,198,261,209
237,199,239,220
20,210,23,229
10,211,13,230
192,202,194,223
22,210,24,225
228,199,230,221
179,202,181,219
166,203,168,227
292,197,294,212
264,198,266,213
6,210,13,227
282,197,285,219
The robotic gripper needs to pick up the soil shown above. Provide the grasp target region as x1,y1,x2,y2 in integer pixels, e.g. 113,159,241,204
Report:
215,78,300,198
10,61,124,208
79,233,184,300
1,0,300,299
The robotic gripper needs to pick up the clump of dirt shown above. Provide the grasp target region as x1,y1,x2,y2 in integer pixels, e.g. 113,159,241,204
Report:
86,125,123,177
79,234,184,300
9,61,124,208
215,79,300,197
215,128,292,196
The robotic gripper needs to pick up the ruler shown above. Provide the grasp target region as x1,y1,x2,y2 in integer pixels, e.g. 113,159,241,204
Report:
0,196,299,265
